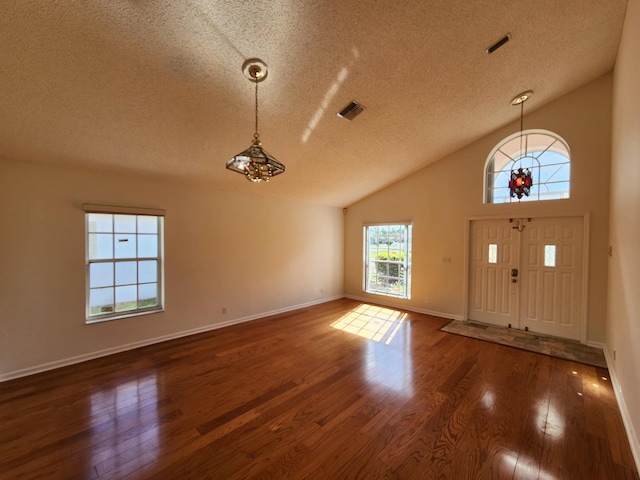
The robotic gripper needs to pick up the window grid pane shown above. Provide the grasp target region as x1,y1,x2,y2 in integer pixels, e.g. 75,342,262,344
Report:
87,214,113,233
138,234,158,258
114,234,137,259
115,261,137,286
139,283,159,308
138,216,158,234
89,262,114,288
114,214,136,233
88,233,114,260
89,287,114,315
115,285,137,312
138,260,158,283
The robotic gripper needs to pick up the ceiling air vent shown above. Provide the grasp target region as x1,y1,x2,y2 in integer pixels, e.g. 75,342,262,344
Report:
337,101,365,120
486,33,511,54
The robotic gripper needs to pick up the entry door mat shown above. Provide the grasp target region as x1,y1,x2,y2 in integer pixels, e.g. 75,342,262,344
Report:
440,320,607,368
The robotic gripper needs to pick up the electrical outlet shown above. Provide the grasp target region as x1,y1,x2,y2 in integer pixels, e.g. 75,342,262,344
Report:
425,296,430,304
613,349,616,361
222,307,227,314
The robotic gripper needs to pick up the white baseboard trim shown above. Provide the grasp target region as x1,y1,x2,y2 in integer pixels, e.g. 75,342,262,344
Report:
586,340,605,349
343,294,463,321
0,295,343,383
603,345,640,474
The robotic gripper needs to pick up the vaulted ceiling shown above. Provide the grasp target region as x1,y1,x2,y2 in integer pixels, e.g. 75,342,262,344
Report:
0,0,628,207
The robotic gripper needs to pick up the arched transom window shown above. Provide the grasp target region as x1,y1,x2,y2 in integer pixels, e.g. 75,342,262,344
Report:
485,129,571,204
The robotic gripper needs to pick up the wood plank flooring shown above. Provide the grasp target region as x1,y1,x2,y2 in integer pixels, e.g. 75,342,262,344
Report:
1,298,638,479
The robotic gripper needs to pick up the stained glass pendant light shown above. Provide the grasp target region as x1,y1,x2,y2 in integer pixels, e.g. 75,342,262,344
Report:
509,90,533,199
226,59,285,182
509,167,533,198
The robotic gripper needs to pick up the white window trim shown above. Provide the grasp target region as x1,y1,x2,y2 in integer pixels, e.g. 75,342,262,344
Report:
84,204,165,323
84,203,165,216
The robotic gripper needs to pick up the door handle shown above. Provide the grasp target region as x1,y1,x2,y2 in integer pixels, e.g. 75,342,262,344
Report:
512,278,517,283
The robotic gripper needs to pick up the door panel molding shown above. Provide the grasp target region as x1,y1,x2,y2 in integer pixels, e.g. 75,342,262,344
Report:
464,213,590,344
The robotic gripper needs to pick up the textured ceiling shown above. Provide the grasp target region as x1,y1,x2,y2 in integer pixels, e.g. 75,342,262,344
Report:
0,0,628,207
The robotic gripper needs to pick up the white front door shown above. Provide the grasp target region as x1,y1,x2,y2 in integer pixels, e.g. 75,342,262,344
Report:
468,219,519,328
468,217,585,341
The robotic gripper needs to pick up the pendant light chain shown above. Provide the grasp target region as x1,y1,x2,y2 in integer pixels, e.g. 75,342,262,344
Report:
519,100,524,161
508,90,533,200
254,79,259,141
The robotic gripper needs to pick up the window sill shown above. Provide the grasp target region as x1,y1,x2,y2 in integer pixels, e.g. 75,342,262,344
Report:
365,290,410,300
86,307,164,324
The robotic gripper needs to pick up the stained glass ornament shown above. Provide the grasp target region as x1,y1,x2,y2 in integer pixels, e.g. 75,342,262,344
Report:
509,168,533,199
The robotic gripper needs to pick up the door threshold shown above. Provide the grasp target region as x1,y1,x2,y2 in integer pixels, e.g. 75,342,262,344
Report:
440,320,606,368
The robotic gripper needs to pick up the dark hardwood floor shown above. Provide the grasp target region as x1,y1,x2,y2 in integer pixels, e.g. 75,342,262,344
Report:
1,299,638,479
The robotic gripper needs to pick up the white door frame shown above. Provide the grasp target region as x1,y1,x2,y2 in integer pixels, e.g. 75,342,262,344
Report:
463,212,590,344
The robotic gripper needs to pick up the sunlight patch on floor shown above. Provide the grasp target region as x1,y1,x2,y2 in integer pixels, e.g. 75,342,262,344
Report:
331,304,407,344
333,304,414,394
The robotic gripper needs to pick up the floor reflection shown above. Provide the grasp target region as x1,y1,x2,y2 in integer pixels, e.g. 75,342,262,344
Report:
332,304,414,395
481,389,495,410
536,401,565,439
88,373,160,475
499,451,558,480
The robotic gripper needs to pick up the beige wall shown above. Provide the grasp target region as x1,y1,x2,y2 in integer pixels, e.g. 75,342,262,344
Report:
345,74,612,343
609,0,640,466
0,158,344,378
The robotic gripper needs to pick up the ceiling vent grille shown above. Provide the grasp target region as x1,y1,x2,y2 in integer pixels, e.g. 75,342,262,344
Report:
337,101,365,120
486,33,511,54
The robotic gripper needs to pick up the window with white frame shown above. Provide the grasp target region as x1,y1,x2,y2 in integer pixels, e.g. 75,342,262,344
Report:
85,205,164,322
485,129,571,204
364,224,412,299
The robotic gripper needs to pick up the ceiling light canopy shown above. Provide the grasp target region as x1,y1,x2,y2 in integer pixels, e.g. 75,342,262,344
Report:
226,59,285,183
510,90,533,106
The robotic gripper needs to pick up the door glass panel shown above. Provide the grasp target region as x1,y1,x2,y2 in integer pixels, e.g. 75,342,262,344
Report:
488,244,498,264
544,245,556,267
